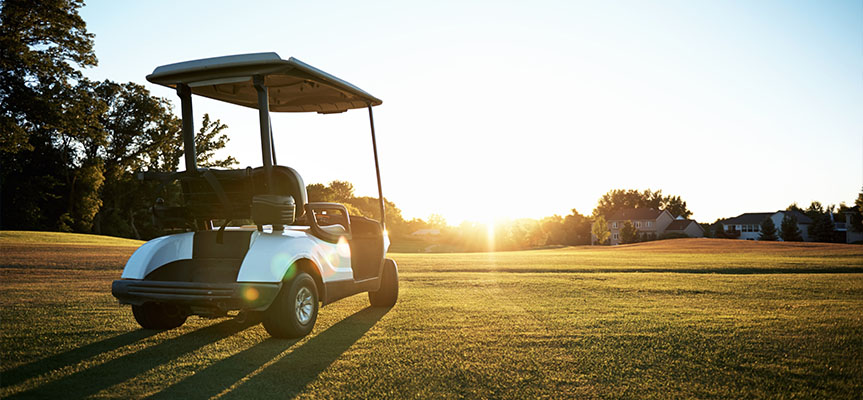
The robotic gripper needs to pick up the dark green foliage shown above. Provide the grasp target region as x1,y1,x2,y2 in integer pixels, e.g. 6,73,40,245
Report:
806,202,836,243
786,203,804,214
659,232,689,240
808,213,836,243
849,192,863,233
780,215,803,242
805,201,825,222
193,114,237,168
619,220,638,244
700,223,713,238
758,217,778,241
0,0,103,230
83,80,233,239
593,188,691,219
0,1,238,237
0,0,97,153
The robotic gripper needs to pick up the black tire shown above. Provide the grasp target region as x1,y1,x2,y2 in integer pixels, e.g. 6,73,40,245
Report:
369,258,398,307
262,272,319,338
132,302,187,330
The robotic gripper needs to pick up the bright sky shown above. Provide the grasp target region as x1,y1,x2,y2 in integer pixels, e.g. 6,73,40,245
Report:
80,0,862,225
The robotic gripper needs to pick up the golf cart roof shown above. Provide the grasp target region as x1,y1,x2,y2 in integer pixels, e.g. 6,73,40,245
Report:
147,52,382,113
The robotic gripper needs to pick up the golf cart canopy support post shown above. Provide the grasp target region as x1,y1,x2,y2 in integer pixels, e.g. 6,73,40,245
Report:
368,105,385,230
177,84,196,173
253,76,274,192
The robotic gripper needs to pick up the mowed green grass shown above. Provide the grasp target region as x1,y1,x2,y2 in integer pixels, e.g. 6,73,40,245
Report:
1,233,861,399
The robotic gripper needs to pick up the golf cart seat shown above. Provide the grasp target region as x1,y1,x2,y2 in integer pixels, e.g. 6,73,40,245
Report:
178,165,308,224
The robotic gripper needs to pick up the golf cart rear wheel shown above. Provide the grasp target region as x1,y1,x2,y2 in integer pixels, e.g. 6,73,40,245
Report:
132,302,187,330
262,272,319,338
369,259,399,307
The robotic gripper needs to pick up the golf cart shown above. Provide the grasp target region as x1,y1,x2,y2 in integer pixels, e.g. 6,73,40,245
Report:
112,53,397,338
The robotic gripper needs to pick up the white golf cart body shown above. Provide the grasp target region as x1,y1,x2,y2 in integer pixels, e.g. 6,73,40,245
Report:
112,53,395,323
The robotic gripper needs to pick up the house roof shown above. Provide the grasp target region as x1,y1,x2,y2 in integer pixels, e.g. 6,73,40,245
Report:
723,212,774,225
724,210,812,225
665,219,699,231
608,208,664,221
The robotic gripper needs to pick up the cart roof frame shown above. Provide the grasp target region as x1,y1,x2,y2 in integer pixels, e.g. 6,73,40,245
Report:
148,52,388,229
147,52,382,114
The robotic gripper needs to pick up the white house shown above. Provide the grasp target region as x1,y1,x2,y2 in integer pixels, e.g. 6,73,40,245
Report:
721,210,812,241
600,208,703,245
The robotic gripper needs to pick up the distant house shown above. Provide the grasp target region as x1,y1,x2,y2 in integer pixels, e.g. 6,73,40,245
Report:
604,208,678,245
720,210,811,241
664,219,705,238
832,212,863,243
410,229,441,238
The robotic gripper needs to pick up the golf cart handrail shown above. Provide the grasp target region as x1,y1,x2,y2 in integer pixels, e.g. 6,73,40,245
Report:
146,53,382,113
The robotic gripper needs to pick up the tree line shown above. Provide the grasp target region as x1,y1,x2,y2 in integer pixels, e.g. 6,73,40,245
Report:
0,0,235,238
390,188,694,251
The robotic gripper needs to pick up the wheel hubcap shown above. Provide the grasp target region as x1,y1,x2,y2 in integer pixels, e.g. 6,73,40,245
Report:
295,287,314,325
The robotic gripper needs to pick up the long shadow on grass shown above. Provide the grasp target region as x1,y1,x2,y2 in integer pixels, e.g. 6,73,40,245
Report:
7,320,254,399
153,306,390,400
1,329,159,389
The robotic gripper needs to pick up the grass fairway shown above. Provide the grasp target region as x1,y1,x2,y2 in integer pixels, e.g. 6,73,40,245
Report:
1,234,861,399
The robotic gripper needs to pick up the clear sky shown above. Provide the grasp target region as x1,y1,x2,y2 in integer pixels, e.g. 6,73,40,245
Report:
80,0,862,225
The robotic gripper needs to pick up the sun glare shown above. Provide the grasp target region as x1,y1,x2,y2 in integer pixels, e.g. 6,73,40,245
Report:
486,219,495,252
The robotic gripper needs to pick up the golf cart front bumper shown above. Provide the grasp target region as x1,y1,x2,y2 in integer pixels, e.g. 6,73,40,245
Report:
112,280,280,312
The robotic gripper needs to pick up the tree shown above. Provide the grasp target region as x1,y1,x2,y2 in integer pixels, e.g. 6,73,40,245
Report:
700,222,713,238
758,217,778,241
306,183,331,202
806,202,836,243
194,114,237,168
809,213,836,243
851,190,863,233
786,203,804,214
0,0,98,153
87,80,231,238
328,181,355,204
619,220,639,244
0,2,238,237
540,215,566,245
804,201,824,221
593,188,691,219
427,213,447,228
591,215,610,245
780,215,803,242
562,209,592,245
0,0,104,230
662,195,691,219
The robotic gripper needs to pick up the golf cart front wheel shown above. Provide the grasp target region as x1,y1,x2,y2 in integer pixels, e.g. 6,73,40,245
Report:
369,258,399,307
132,302,187,330
262,272,319,338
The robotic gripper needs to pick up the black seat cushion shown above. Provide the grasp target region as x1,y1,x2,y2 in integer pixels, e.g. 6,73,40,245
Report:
178,166,308,222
